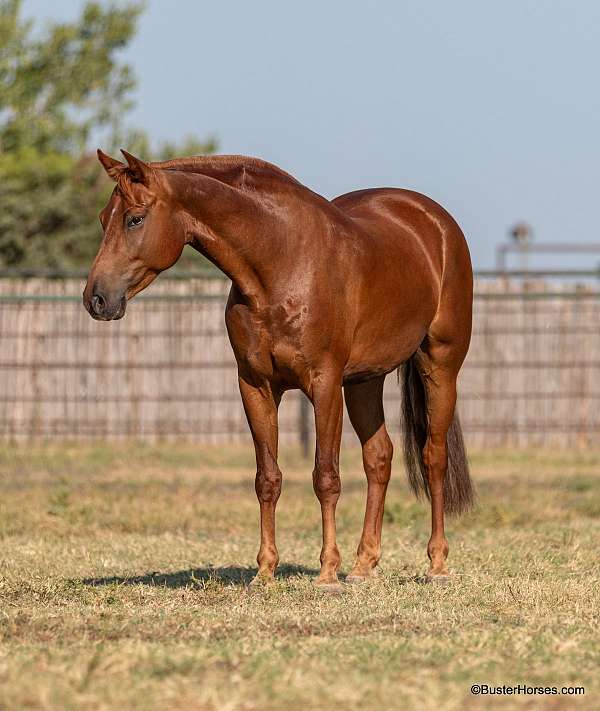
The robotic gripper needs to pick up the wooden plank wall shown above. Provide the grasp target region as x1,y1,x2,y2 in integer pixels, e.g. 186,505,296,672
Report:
0,276,598,447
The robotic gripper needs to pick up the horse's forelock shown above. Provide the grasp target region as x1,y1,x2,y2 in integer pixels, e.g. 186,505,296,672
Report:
114,170,148,205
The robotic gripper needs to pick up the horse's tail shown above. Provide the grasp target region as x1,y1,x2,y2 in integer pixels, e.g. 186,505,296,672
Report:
400,355,474,515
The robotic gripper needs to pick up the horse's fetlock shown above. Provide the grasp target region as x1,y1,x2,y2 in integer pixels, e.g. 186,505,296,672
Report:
427,538,449,561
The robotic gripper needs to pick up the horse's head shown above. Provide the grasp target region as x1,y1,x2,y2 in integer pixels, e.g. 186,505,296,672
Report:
83,149,187,320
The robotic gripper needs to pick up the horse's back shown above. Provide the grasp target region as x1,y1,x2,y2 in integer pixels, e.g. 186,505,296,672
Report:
332,187,470,289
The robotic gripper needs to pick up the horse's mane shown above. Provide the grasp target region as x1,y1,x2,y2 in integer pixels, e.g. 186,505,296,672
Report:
111,153,307,205
149,154,302,188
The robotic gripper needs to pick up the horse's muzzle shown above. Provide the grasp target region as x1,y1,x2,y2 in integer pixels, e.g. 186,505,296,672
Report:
83,288,127,321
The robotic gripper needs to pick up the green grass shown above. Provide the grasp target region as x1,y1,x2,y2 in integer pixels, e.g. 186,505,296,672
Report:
0,444,598,710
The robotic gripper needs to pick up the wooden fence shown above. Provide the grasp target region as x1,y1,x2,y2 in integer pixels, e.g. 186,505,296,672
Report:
0,275,598,448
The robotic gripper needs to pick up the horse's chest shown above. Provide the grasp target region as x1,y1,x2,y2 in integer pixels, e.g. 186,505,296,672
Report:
225,300,308,383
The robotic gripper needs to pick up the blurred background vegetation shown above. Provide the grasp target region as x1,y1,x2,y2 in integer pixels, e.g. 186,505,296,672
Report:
0,0,216,270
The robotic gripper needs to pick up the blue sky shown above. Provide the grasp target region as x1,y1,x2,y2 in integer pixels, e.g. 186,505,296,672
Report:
23,1,600,268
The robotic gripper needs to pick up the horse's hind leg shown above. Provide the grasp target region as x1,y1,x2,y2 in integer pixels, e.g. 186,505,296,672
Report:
416,346,460,581
344,376,393,582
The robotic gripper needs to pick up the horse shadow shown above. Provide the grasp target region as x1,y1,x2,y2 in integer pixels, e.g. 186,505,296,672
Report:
82,563,320,589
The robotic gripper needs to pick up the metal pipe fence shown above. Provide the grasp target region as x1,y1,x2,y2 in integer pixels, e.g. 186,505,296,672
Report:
0,274,598,447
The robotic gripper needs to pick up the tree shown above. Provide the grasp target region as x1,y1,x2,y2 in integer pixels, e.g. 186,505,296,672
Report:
0,0,216,269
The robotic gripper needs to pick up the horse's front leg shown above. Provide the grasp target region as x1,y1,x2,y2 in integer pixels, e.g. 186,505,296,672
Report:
238,375,282,585
310,374,344,590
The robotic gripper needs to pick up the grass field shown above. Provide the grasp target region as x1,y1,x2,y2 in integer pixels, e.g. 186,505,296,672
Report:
0,444,599,710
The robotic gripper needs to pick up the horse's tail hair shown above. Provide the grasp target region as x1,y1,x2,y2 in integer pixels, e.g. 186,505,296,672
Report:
400,355,474,515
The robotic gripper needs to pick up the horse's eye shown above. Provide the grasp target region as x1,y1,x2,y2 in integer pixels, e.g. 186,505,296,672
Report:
127,215,144,229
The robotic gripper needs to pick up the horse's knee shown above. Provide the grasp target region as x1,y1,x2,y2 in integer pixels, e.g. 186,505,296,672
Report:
363,431,393,486
255,464,282,503
312,466,341,501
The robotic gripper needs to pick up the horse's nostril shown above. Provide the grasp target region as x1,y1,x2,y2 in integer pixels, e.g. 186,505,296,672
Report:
91,293,105,314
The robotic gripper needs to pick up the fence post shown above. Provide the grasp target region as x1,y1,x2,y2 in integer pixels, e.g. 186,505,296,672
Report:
299,393,310,459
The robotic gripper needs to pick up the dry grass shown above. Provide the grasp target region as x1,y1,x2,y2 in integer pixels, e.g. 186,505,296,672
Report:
0,444,599,710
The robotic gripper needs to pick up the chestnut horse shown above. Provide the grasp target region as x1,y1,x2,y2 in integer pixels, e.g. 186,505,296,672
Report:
84,150,473,589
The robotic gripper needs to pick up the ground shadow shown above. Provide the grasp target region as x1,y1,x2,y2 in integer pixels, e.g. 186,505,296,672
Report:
82,563,321,589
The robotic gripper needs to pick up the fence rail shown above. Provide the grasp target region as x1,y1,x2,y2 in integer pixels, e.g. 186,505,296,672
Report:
0,274,598,447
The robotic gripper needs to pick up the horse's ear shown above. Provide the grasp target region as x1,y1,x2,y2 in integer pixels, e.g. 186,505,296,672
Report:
120,150,153,185
97,149,125,181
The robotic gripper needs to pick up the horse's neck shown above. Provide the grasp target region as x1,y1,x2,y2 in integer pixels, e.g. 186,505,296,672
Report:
168,169,284,302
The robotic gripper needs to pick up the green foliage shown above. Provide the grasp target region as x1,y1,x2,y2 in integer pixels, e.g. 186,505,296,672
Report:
0,0,217,269
0,0,141,154
0,149,108,268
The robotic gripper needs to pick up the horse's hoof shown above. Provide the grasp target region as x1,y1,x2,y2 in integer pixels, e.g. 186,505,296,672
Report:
314,580,345,595
425,573,450,586
345,573,379,585
345,574,367,584
345,571,378,584
248,574,275,590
